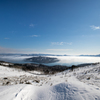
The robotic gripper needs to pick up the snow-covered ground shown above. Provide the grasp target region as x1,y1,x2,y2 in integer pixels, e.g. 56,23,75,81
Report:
0,63,100,100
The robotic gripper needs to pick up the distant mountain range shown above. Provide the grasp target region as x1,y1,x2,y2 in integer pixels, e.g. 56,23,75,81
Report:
79,54,100,57
0,53,100,57
0,53,69,56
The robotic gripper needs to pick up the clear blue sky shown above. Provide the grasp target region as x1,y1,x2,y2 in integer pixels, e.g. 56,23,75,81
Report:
0,0,100,55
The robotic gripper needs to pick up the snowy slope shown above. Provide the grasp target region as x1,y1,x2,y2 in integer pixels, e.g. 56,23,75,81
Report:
0,65,31,77
0,64,100,100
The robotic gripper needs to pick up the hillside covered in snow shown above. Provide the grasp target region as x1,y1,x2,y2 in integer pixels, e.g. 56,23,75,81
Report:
0,62,100,100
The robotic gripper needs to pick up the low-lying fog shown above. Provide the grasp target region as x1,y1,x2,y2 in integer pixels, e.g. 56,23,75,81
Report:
47,56,100,66
0,55,100,66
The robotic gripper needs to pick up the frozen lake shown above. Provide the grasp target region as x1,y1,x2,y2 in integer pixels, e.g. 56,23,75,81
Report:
0,55,100,66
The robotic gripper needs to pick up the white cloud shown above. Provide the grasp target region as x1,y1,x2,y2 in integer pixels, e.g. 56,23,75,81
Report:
51,42,64,45
51,42,72,45
29,24,35,27
30,35,40,37
47,49,73,51
90,25,100,30
0,46,19,53
0,46,36,54
4,38,9,39
67,42,72,45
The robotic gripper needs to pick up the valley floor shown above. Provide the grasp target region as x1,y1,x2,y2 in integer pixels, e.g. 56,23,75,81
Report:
0,63,100,100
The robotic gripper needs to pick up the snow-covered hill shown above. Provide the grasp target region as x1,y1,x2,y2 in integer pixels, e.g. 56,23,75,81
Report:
0,63,100,100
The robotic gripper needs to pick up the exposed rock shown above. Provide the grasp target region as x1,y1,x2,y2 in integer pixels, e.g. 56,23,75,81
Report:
33,80,40,83
3,77,8,80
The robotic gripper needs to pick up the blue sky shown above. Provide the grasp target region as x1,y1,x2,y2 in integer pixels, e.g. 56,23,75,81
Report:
0,0,100,55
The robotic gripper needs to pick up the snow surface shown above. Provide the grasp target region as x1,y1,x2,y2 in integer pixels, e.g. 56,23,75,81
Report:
0,65,32,77
0,63,100,100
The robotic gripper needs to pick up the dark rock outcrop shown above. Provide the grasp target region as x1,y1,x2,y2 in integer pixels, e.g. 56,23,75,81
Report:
25,56,59,63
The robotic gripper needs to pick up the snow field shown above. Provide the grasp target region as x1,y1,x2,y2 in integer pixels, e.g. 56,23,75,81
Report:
0,63,100,100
